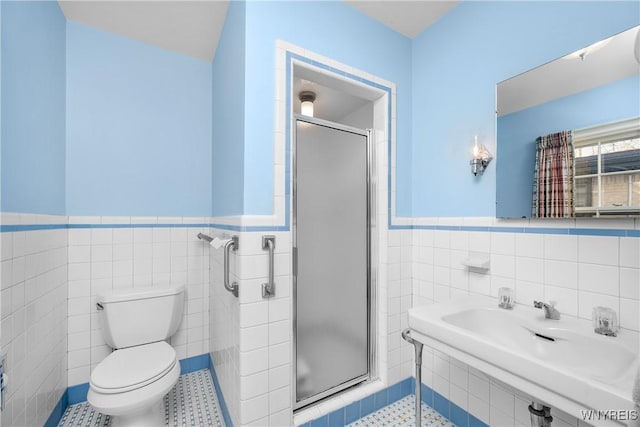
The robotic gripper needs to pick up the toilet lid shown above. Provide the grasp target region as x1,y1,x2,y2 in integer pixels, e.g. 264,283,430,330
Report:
90,341,177,394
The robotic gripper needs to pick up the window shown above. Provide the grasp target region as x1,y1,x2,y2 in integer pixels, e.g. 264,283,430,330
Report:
574,118,640,217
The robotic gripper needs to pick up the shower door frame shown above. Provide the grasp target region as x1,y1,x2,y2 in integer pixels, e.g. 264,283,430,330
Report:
292,114,378,411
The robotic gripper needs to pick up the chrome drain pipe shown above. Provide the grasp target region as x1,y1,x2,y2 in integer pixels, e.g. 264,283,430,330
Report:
402,329,423,427
529,402,553,427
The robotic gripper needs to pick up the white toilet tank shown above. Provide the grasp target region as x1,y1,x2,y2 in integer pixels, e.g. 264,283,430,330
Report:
97,285,185,349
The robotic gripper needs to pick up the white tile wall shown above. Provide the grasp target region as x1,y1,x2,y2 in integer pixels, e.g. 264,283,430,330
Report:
210,226,241,427
0,214,68,427
224,223,404,427
8,205,633,427
388,229,415,389
231,230,294,426
66,217,211,387
412,217,640,427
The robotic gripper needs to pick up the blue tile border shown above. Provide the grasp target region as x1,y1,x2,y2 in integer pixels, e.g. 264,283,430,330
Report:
43,390,67,427
310,415,329,427
470,413,488,427
0,224,66,232
2,221,638,238
0,223,210,233
420,382,434,407
303,378,411,427
451,402,470,427
433,391,450,419
67,223,211,229
409,223,639,237
344,401,360,425
328,408,345,427
67,383,90,405
180,353,210,374
304,377,489,427
45,353,222,427
360,394,375,417
422,384,488,427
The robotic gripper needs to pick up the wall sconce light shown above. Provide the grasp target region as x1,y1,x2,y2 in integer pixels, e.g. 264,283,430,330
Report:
470,136,493,176
299,91,316,117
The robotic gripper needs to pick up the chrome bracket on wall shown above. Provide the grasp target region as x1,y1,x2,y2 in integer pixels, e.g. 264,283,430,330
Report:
262,235,276,298
224,236,239,297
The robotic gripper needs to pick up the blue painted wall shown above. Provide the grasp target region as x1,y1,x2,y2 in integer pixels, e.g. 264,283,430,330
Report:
1,0,3,207
212,1,245,217
242,1,413,216
4,1,637,220
497,76,639,218
1,1,66,214
411,1,639,217
66,22,212,216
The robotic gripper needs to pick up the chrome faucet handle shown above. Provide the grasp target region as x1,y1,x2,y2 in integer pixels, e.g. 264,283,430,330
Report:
593,306,618,337
533,300,560,320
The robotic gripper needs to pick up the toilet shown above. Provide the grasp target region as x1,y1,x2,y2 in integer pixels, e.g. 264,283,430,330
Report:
88,285,185,426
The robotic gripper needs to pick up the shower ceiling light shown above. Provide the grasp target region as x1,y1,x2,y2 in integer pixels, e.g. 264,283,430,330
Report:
299,91,316,117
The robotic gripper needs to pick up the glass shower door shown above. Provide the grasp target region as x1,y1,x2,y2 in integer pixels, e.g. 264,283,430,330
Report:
294,118,370,408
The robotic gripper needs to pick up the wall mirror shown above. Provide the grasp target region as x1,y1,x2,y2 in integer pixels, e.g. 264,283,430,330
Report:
496,25,640,219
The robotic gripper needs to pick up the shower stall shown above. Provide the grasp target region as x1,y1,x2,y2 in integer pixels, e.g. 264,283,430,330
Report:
293,115,375,409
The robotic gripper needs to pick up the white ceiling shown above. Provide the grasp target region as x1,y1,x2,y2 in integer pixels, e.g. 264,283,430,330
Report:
346,0,458,39
293,64,379,123
58,1,457,62
58,1,229,62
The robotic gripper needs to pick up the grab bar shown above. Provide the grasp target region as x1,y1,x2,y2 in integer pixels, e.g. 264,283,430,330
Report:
261,235,276,298
224,236,239,297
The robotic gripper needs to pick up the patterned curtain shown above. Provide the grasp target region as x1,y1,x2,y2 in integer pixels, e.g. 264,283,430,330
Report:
532,131,574,218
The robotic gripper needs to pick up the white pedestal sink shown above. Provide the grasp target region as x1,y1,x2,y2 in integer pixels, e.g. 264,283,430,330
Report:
408,295,639,426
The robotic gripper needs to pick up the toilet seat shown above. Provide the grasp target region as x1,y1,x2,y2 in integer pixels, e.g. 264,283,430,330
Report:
88,341,180,417
90,341,177,394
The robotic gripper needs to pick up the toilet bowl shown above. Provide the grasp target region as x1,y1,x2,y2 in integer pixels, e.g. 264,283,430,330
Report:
88,285,185,426
88,341,179,426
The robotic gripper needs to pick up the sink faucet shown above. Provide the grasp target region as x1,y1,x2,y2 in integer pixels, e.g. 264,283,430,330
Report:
534,301,560,320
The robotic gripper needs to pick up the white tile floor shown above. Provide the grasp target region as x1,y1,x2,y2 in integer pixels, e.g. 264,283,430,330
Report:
347,396,456,427
58,369,225,427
